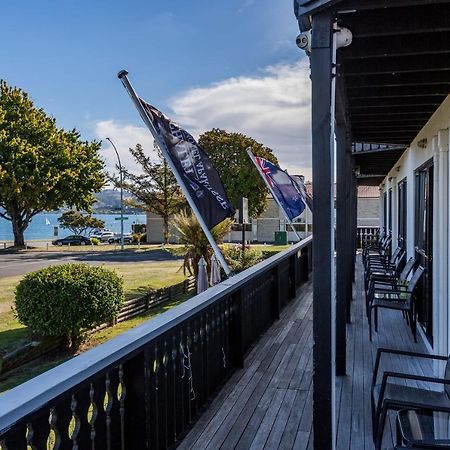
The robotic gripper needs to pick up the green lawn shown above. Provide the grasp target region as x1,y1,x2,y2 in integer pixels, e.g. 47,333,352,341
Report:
22,243,184,253
0,243,290,393
0,260,185,354
0,297,188,393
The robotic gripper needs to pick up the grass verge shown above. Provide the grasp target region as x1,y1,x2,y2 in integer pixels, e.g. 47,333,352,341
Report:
0,296,188,393
0,260,185,354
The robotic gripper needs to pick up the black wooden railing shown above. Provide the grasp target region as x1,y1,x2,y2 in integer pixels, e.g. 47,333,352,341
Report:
356,226,380,249
0,236,312,450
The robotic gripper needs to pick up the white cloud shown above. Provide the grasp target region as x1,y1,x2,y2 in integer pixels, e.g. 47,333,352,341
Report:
95,61,312,179
169,61,312,178
95,120,158,175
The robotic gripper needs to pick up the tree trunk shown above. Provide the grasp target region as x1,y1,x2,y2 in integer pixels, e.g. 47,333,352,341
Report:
10,206,27,247
163,215,169,244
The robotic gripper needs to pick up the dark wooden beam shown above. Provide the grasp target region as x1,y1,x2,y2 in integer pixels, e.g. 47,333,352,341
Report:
351,110,435,118
298,0,450,21
345,54,450,76
335,119,350,376
353,123,425,130
342,32,450,60
310,10,335,450
348,84,450,99
345,70,450,87
351,116,429,123
349,96,445,108
338,3,450,37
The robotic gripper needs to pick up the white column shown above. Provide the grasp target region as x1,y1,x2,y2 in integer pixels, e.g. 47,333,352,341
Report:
432,136,442,354
436,127,449,355
391,176,398,248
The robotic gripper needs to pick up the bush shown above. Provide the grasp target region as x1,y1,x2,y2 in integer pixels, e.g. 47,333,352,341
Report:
14,263,124,348
171,210,233,276
223,245,263,273
132,233,146,243
91,237,100,245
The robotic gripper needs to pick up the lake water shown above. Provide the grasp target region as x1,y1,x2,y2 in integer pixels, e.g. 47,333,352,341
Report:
0,213,147,241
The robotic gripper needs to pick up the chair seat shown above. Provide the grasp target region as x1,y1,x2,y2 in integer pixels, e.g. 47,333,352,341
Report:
373,383,450,411
372,298,409,309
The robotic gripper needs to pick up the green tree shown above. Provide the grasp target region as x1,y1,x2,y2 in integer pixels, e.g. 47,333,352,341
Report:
198,129,278,217
112,143,185,244
58,210,105,235
0,81,105,246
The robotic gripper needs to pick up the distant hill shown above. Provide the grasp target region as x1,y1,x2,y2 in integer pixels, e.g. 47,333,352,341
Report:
93,189,143,213
0,190,144,215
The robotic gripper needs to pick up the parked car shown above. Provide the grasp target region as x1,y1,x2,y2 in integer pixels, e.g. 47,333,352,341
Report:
108,233,133,244
98,231,115,242
52,235,91,246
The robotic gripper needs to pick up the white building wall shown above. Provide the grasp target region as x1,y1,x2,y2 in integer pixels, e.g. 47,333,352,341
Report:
380,94,450,353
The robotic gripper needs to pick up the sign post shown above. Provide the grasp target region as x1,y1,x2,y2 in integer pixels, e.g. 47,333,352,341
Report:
239,197,248,252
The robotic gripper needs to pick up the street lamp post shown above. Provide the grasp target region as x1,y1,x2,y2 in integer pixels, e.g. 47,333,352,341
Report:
106,137,124,251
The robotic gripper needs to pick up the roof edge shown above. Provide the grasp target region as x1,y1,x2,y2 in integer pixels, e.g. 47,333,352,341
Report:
294,0,343,30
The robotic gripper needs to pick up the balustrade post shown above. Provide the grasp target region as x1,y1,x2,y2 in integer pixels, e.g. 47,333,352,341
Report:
272,266,281,319
231,291,245,368
289,254,297,298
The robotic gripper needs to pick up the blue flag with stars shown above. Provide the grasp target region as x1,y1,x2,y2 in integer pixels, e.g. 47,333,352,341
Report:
255,156,306,221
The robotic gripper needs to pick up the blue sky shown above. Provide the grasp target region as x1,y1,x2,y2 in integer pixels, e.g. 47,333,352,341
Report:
1,0,312,177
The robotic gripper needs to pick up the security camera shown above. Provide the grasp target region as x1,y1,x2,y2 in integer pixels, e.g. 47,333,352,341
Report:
296,30,311,53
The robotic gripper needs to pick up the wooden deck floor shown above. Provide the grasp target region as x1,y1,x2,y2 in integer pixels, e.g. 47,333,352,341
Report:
178,257,431,450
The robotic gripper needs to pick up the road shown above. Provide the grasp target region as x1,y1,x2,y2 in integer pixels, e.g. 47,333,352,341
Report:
0,249,180,278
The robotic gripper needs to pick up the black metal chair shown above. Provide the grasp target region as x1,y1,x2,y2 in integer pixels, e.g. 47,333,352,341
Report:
371,348,450,450
363,227,383,250
396,409,450,448
365,257,415,318
364,247,406,295
363,233,392,267
368,265,424,342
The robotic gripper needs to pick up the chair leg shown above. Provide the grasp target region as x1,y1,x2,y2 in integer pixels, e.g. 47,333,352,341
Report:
375,404,388,450
368,307,373,342
375,307,379,333
371,394,377,442
411,311,417,343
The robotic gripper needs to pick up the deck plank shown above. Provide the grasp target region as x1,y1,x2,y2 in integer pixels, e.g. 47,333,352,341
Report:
178,256,431,450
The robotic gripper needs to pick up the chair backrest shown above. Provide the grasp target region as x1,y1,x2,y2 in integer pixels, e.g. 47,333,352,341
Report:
445,356,450,399
393,249,406,275
382,234,392,252
390,247,402,265
399,257,415,283
407,265,425,292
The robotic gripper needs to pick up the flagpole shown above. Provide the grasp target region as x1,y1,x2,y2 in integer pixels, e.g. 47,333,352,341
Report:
246,149,301,242
118,70,231,276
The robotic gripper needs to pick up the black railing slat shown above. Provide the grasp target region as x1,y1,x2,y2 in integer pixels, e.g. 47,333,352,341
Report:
0,238,312,450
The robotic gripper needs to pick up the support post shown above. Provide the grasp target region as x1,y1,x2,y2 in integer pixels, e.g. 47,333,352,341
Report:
335,117,350,375
311,10,336,450
436,130,449,357
351,173,358,282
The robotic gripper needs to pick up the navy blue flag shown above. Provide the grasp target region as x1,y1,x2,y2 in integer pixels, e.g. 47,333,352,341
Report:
255,156,306,221
140,99,235,229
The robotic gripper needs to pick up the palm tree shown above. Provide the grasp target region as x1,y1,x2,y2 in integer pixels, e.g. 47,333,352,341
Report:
172,210,232,276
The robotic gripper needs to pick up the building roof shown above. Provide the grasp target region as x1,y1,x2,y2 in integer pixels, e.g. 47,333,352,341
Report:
295,0,450,185
270,182,379,199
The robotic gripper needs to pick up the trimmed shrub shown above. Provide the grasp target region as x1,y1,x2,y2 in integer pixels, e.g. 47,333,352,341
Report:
91,237,100,245
14,263,124,348
223,245,263,273
132,233,146,243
